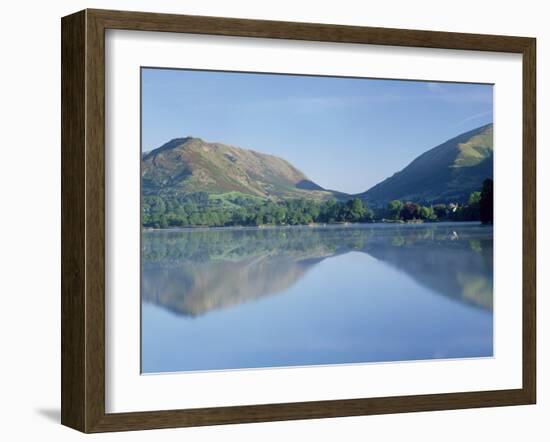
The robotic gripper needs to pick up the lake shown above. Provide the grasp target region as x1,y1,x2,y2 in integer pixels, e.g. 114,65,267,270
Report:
141,222,493,373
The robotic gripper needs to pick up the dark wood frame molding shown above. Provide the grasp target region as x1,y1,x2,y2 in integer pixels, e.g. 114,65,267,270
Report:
61,8,536,433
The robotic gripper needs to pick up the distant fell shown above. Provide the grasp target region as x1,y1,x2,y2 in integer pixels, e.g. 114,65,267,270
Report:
361,123,493,206
142,137,342,200
142,124,493,207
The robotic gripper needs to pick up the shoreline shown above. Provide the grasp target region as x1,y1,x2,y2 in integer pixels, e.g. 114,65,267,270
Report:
143,220,488,233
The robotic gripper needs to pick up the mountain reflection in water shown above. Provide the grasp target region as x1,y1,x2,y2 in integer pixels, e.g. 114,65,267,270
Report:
142,223,493,316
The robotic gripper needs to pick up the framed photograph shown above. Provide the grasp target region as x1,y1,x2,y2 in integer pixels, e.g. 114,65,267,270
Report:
61,9,536,433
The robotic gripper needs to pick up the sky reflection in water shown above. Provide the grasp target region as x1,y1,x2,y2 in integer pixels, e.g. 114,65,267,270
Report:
141,222,493,373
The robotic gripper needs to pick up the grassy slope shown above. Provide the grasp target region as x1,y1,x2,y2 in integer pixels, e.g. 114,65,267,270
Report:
362,124,493,205
142,137,344,201
142,124,493,207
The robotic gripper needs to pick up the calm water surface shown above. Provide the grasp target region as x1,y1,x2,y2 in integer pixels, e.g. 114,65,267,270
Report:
141,222,493,373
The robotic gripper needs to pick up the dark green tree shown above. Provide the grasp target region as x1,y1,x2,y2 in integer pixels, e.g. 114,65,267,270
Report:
479,178,493,224
387,200,404,220
469,191,481,205
419,206,432,220
346,198,366,222
432,204,448,220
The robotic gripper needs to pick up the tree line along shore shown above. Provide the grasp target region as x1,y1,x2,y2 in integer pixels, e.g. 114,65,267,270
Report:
142,179,493,229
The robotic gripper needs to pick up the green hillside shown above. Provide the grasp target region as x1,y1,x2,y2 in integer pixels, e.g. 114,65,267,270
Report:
361,124,493,206
142,137,339,201
141,127,493,228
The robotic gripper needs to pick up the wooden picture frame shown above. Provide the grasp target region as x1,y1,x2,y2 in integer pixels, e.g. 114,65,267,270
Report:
61,8,536,433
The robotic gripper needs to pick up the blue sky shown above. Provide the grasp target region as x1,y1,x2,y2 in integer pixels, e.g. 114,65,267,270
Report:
142,68,493,194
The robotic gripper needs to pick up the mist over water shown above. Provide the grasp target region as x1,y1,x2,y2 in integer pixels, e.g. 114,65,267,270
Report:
141,222,493,373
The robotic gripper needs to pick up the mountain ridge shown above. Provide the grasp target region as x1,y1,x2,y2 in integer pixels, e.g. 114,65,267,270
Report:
142,123,493,206
360,123,493,205
142,137,343,201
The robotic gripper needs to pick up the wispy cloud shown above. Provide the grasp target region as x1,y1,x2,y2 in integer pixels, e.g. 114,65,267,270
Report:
426,82,446,94
261,94,406,112
189,82,493,116
425,82,492,105
455,110,493,127
197,94,405,114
